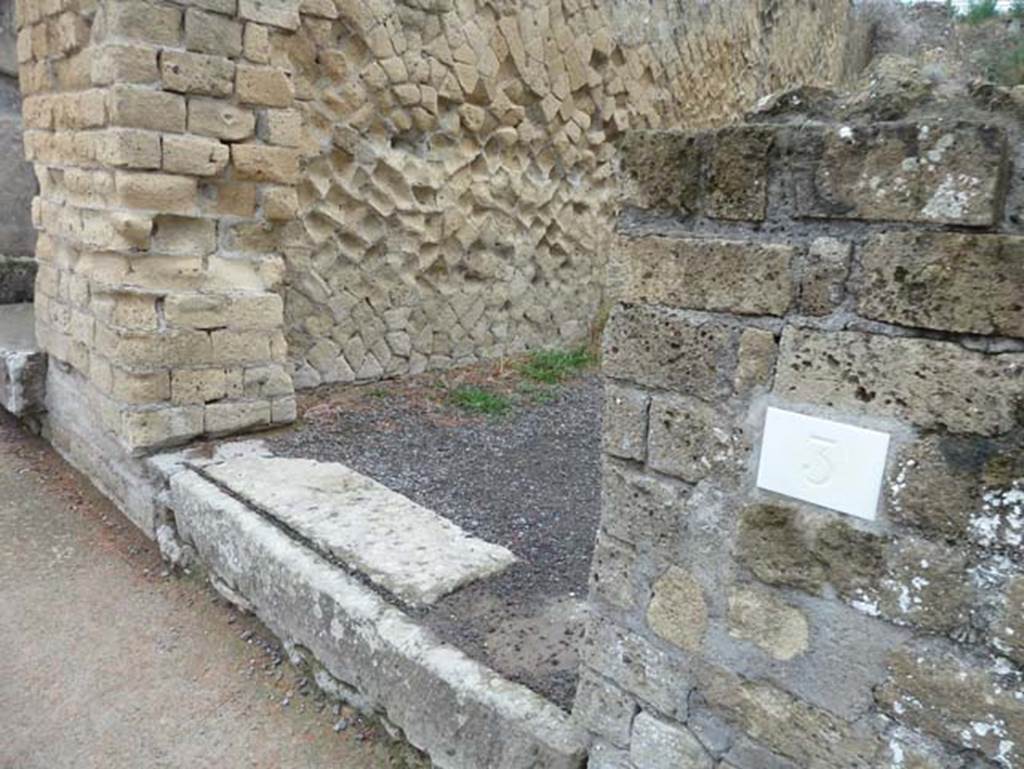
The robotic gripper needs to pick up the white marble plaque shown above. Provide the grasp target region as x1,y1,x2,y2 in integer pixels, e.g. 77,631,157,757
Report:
756,407,890,521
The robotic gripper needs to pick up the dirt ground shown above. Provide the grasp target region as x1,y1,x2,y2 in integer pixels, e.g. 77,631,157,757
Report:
265,363,603,710
0,410,426,769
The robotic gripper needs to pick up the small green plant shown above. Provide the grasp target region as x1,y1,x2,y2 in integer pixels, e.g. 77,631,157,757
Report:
517,347,595,384
449,386,512,416
964,0,1000,23
367,387,391,398
516,381,558,405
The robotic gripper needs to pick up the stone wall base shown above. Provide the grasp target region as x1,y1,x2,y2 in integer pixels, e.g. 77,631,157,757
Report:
42,363,166,536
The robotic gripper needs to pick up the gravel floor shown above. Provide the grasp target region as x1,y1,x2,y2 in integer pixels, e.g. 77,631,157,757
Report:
267,370,603,709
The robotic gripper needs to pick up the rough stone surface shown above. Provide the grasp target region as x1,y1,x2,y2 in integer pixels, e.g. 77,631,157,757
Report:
726,587,809,661
706,126,773,221
198,455,516,606
580,616,692,720
602,383,649,462
165,463,589,769
620,236,795,317
798,237,850,316
646,566,707,653
796,122,1008,226
0,303,45,415
604,304,740,399
572,670,637,748
774,328,1024,436
629,712,712,769
580,94,1024,769
857,231,1024,338
876,643,1024,767
647,393,746,483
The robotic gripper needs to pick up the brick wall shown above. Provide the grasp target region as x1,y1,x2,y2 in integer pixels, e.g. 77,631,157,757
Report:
16,0,297,453
578,94,1024,768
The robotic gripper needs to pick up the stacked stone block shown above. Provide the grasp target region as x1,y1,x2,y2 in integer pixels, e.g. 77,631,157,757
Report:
277,0,854,388
15,0,297,453
578,108,1024,768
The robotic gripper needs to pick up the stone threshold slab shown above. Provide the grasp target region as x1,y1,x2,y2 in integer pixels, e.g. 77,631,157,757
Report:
152,451,588,769
190,451,516,606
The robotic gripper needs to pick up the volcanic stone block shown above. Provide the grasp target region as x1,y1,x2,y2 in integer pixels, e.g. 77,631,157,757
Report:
726,587,809,661
796,122,1008,226
601,459,688,560
774,328,1024,436
857,232,1024,338
160,50,236,97
603,304,740,399
618,130,701,213
876,643,1024,767
620,236,794,317
798,237,850,315
630,712,712,769
647,393,747,483
707,125,772,221
184,8,243,57
602,383,649,461
646,566,707,653
580,616,692,719
698,664,882,768
573,670,638,748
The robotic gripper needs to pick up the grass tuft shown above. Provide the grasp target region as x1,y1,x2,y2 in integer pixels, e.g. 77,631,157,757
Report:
449,386,512,416
517,347,595,384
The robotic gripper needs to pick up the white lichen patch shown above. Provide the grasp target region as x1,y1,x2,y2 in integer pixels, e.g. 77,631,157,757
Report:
921,174,981,221
888,458,916,515
971,482,1024,550
850,590,881,617
959,718,1017,768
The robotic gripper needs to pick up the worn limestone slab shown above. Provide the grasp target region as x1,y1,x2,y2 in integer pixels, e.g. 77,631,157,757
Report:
196,455,516,605
0,304,46,416
162,464,588,769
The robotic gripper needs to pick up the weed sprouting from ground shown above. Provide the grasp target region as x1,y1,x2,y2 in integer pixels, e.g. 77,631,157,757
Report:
449,386,513,416
517,347,595,384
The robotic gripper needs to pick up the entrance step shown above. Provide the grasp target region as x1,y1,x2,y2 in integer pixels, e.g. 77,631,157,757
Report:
0,303,46,416
152,442,588,769
197,454,517,605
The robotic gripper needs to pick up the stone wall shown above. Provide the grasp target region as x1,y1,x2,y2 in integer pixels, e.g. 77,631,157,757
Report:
0,0,37,304
14,0,857,457
16,0,298,458
578,88,1024,768
274,0,856,388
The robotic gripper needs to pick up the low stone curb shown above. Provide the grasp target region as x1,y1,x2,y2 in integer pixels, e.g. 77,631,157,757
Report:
156,458,589,769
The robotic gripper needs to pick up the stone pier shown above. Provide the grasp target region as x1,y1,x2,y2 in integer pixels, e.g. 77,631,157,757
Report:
578,90,1024,768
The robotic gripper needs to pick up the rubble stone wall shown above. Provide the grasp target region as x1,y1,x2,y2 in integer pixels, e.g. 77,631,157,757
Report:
578,97,1024,768
15,0,856,459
